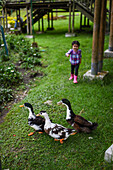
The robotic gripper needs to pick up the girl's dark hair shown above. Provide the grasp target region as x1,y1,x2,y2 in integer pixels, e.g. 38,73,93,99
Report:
72,41,80,47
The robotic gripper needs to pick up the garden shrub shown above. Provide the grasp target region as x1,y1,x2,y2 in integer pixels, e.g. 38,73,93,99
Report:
0,64,22,88
0,48,9,61
0,34,42,106
0,88,13,105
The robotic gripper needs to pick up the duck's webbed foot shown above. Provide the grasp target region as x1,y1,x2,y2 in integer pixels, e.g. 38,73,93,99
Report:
71,132,77,135
60,139,64,144
28,132,35,136
38,132,43,134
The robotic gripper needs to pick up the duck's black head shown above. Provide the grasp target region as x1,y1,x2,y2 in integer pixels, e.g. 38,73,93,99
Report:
62,99,71,105
24,103,33,109
57,99,71,108
20,103,34,113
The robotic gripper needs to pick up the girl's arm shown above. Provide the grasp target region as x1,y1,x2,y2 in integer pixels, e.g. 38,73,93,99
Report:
65,49,73,57
65,53,70,57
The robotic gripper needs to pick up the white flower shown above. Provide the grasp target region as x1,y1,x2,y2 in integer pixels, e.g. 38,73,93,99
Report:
1,44,4,46
33,53,36,56
8,67,11,69
11,70,14,72
30,47,33,49
88,137,93,139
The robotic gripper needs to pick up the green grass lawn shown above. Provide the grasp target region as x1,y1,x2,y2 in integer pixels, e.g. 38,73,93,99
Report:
0,15,113,169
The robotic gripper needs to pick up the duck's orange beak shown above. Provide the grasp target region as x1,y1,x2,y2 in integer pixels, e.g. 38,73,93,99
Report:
19,105,24,107
36,114,40,116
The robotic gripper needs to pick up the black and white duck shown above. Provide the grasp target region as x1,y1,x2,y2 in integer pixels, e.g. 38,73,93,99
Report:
57,99,98,133
19,103,45,136
38,111,77,144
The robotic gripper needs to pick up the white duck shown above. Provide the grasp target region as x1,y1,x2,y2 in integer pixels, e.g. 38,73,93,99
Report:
38,111,77,144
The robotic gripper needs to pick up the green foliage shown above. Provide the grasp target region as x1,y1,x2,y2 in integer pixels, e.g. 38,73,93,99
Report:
0,64,22,105
0,64,22,88
0,88,13,105
0,34,42,105
6,34,30,52
0,48,9,62
19,45,41,69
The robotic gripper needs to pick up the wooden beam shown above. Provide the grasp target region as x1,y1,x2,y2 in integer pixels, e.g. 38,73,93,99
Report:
51,10,53,29
5,8,8,31
80,13,82,30
68,1,71,33
30,7,32,34
38,20,40,32
42,17,44,32
26,7,29,34
47,12,50,29
2,8,5,30
109,0,113,51
98,0,107,72
91,0,101,75
72,0,75,33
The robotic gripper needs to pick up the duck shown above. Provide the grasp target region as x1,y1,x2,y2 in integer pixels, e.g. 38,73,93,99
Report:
38,111,77,144
57,99,98,133
19,103,45,136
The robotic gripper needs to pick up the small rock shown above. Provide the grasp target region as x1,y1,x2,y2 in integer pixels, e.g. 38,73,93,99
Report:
44,100,52,105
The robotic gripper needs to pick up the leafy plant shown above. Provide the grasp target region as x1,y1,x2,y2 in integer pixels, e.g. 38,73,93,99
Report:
0,64,22,88
0,48,9,62
0,88,13,105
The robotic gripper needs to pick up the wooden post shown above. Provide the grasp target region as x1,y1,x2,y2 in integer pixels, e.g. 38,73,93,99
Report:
109,0,113,51
19,9,21,28
98,0,107,72
72,0,75,33
51,10,53,30
42,17,44,32
38,20,40,32
2,8,5,30
26,7,29,34
80,13,82,30
84,16,86,26
47,12,50,29
68,1,71,33
30,7,32,34
87,19,89,27
5,8,8,31
91,0,102,75
108,0,112,32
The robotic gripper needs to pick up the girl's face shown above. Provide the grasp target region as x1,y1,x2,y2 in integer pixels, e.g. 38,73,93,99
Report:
72,44,79,52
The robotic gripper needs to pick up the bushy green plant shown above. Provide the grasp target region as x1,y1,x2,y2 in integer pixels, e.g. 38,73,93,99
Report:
6,34,30,52
0,48,9,62
0,34,42,106
0,88,13,105
0,64,22,88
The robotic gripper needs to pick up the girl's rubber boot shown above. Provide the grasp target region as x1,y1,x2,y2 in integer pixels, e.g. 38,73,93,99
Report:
73,75,78,83
69,74,74,80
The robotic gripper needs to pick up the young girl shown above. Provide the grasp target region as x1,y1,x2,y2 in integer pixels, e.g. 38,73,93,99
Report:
65,41,81,83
